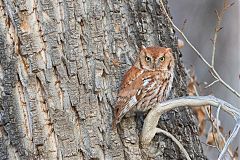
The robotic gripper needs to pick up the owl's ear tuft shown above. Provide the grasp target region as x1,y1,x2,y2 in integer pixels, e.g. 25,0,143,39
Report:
166,48,172,53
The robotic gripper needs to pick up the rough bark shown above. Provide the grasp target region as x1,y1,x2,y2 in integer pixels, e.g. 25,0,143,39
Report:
0,0,206,160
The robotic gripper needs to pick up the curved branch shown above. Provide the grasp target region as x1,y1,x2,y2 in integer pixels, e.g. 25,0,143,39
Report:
155,128,191,160
141,96,240,159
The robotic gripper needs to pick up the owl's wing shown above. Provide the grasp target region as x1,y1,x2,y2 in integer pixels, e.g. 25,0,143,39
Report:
112,66,153,128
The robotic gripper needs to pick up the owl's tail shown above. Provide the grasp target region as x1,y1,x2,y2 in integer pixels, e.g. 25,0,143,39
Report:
112,96,138,129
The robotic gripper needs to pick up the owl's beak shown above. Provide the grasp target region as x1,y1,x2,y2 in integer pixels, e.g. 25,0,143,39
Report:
153,64,156,69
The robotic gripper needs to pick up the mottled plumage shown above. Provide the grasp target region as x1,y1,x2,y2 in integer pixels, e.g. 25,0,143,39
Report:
112,46,175,128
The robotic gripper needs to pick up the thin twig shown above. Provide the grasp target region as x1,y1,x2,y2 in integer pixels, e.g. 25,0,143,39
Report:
209,69,219,80
204,105,234,158
205,79,219,88
159,0,240,98
218,120,240,160
212,10,222,67
211,0,231,67
187,69,234,158
215,105,222,152
212,70,240,98
155,128,191,160
210,124,221,152
216,105,221,142
206,105,222,152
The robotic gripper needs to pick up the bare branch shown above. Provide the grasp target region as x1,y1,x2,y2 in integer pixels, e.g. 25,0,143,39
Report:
205,79,219,88
212,0,232,67
218,120,240,160
141,96,240,159
204,105,235,158
211,14,220,67
215,10,220,20
209,69,219,80
212,70,240,98
216,105,222,151
216,105,221,141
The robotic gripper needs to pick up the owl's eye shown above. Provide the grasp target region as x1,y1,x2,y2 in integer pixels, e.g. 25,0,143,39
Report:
159,56,165,62
145,56,151,62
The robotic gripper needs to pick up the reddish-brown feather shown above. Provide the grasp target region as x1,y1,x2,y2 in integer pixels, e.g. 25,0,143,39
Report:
113,69,164,128
112,66,143,128
118,66,143,97
112,46,175,129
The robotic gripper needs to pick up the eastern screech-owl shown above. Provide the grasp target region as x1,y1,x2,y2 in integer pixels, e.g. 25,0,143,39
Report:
112,46,175,128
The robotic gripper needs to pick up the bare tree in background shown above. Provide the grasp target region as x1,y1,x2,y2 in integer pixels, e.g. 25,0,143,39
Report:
0,0,206,159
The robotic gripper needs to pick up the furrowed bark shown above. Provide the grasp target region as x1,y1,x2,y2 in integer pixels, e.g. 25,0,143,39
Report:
0,0,206,159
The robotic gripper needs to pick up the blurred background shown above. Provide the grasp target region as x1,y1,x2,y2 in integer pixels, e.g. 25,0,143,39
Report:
168,0,240,158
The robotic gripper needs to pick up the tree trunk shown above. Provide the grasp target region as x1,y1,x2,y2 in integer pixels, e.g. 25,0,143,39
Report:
0,0,206,159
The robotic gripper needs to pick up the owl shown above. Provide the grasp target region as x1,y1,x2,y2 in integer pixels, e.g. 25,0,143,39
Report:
112,46,175,128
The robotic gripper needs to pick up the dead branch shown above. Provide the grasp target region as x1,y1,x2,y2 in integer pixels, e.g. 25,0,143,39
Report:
141,96,240,160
